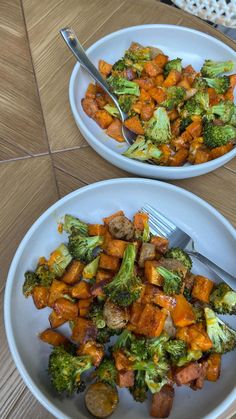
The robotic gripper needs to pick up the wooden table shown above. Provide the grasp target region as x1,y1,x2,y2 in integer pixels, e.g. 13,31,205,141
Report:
0,0,235,417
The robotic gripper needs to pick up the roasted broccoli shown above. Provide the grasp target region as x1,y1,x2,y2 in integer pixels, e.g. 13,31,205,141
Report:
145,107,171,144
112,59,126,71
164,247,192,271
207,101,235,123
130,370,148,402
23,271,39,297
193,77,208,91
203,121,236,148
164,58,182,76
181,92,209,118
192,303,205,322
35,264,55,287
204,76,230,94
134,215,151,242
183,287,192,302
210,283,236,315
104,104,120,118
118,94,136,114
83,256,100,279
95,358,117,387
48,346,92,395
134,360,170,393
48,244,72,277
105,244,142,307
107,76,140,96
176,349,203,367
68,233,103,263
204,307,236,353
180,116,192,133
96,327,120,344
123,136,162,162
63,214,88,236
165,339,187,363
156,266,183,295
113,329,133,351
162,86,186,110
124,45,151,62
201,59,234,78
146,333,170,360
88,302,106,329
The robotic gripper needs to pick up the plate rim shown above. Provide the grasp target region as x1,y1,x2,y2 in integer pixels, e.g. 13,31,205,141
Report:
69,23,236,177
4,177,236,419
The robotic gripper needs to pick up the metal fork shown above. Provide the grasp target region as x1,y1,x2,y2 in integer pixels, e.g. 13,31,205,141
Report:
142,203,235,289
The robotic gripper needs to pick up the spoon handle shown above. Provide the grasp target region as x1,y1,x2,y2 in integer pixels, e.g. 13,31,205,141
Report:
60,28,121,114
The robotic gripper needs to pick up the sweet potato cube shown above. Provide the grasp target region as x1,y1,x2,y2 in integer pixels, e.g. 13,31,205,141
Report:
99,253,120,271
106,118,124,142
85,83,97,98
53,297,78,320
94,110,113,129
77,340,104,367
113,350,132,371
163,70,181,87
103,210,124,225
188,324,213,351
154,54,169,68
98,59,112,76
206,354,221,381
150,236,169,254
130,302,144,326
148,87,166,104
171,294,196,327
117,370,134,387
78,298,93,317
105,240,128,258
71,317,97,343
191,275,214,303
137,303,166,337
62,260,84,285
142,285,177,311
39,329,68,346
48,279,70,307
124,116,144,135
71,281,91,299
96,270,114,283
88,224,106,236
32,286,49,309
145,260,164,286
49,309,66,328
133,212,149,231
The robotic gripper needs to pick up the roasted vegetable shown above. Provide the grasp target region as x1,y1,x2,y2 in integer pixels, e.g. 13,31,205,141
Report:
23,271,39,297
103,104,120,118
88,302,106,328
123,136,162,161
203,121,236,148
204,76,230,94
48,244,72,277
164,248,192,271
107,76,140,96
165,339,187,363
201,59,234,77
156,267,183,295
204,307,236,353
134,359,170,393
162,86,186,110
176,350,203,367
95,358,117,387
129,370,148,402
164,58,182,76
207,101,235,123
63,214,88,235
210,282,236,315
145,107,171,144
118,94,136,113
68,232,103,263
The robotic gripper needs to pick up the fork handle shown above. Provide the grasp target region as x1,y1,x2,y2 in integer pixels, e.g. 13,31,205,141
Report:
188,251,236,289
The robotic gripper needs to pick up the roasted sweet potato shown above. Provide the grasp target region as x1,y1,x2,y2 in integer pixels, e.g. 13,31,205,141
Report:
85,83,97,99
98,59,112,76
62,260,84,285
144,260,164,286
99,253,120,271
32,286,49,309
191,275,214,303
171,294,195,327
49,309,66,328
130,301,144,326
71,317,97,344
134,78,155,91
163,70,181,87
155,73,165,86
148,87,167,103
54,297,78,320
206,353,221,381
94,110,113,129
210,143,233,159
175,362,201,386
144,61,163,77
88,224,106,236
106,118,124,142
71,281,91,299
48,280,70,307
137,303,166,337
77,340,104,366
39,329,69,346
186,120,202,138
81,97,99,117
142,284,177,311
141,104,154,121
194,149,210,164
78,298,93,317
150,236,169,254
105,239,128,258
188,324,213,351
154,54,169,68
169,149,189,166
124,116,144,135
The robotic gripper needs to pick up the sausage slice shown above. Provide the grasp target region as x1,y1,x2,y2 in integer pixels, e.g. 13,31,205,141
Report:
108,216,134,240
85,382,118,418
174,362,201,386
150,384,175,418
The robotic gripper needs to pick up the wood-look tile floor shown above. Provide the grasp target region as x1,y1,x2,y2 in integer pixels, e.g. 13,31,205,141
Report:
0,0,235,417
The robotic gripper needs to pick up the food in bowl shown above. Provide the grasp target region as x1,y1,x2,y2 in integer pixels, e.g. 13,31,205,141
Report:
81,42,236,166
22,209,236,418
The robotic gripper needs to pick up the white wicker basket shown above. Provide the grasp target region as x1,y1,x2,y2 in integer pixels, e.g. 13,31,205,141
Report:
172,0,236,28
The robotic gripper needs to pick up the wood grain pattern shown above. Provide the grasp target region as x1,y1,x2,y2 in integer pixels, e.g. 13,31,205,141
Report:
0,0,235,418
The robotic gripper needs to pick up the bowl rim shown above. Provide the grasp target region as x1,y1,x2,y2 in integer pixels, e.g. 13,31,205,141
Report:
69,23,236,175
4,177,236,419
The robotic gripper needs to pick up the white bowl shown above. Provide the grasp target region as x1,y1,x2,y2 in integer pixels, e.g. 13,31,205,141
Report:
69,24,236,180
4,178,236,419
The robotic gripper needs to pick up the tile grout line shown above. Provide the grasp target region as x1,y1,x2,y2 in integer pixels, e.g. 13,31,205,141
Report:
224,166,236,175
19,0,61,198
53,165,88,185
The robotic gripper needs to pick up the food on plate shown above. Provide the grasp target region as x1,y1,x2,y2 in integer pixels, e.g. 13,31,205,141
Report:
81,42,236,166
22,210,236,417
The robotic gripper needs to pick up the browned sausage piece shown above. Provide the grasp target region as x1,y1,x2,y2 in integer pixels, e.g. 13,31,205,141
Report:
190,361,208,390
150,384,175,418
158,258,188,278
85,382,119,418
184,273,195,292
174,362,201,386
139,243,156,267
108,216,134,240
103,299,129,329
117,370,134,387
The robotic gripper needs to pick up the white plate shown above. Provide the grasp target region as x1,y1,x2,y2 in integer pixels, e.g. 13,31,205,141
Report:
4,178,236,419
69,24,236,180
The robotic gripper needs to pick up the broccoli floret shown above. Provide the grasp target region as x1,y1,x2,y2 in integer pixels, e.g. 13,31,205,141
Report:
183,287,192,302
146,333,170,360
107,76,140,96
95,358,117,387
68,233,103,263
193,77,208,90
23,271,39,297
165,339,187,363
134,215,151,242
207,101,235,123
113,329,133,351
124,45,151,62
130,370,148,402
105,244,142,307
88,302,106,329
35,264,55,287
83,256,100,280
112,59,126,71
180,116,192,133
192,303,205,322
195,91,210,110
118,94,136,113
162,86,186,110
48,346,92,395
48,244,72,277
204,307,236,353
201,59,234,78
230,106,236,126
204,76,230,94
176,349,203,367
181,91,209,119
103,104,120,118
63,214,88,236
123,136,162,162
134,360,170,393
164,247,192,271
164,58,182,76
156,266,183,295
96,327,119,344
210,283,236,315
145,107,171,144
203,121,236,148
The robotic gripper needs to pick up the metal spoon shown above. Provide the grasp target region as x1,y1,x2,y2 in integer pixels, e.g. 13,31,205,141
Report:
60,27,135,146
